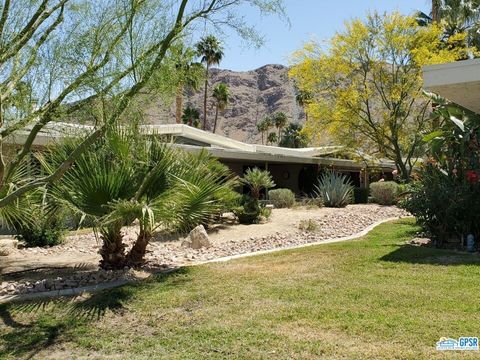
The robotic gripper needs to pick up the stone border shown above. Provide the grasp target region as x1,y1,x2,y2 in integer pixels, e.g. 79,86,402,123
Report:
0,217,409,305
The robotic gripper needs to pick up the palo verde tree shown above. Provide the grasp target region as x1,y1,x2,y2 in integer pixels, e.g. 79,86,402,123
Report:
0,0,285,220
289,12,468,181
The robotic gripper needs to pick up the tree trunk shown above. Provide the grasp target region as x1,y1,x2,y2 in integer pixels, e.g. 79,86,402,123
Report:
175,84,183,124
432,0,440,23
99,228,126,270
126,229,152,266
213,104,219,133
203,65,209,130
393,144,411,183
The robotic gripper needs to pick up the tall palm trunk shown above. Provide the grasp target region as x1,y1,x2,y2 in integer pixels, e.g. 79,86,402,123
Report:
126,229,152,265
99,225,126,270
203,65,209,130
213,103,219,133
175,84,183,124
432,0,440,23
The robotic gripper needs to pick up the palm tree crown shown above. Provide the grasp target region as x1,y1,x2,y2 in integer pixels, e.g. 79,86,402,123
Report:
212,83,229,133
196,35,224,130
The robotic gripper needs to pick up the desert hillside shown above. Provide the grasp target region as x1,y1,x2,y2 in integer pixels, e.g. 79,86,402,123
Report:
143,64,306,144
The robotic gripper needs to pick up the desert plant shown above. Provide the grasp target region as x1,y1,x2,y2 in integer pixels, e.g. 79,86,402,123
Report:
233,195,262,224
268,188,296,208
353,187,369,204
298,196,324,208
370,181,399,205
299,219,318,232
12,188,67,248
242,168,275,200
314,172,353,208
41,128,236,268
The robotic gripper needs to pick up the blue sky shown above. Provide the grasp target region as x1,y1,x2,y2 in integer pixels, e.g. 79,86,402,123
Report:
219,0,429,71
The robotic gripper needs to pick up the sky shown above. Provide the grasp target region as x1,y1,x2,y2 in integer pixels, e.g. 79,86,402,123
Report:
218,0,429,71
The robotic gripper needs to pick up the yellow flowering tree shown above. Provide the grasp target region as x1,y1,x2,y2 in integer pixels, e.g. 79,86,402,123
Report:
289,12,469,181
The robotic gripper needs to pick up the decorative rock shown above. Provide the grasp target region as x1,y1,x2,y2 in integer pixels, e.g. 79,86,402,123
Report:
181,225,211,249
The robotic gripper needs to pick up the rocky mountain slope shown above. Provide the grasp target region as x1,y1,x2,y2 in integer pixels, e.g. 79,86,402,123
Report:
144,64,306,144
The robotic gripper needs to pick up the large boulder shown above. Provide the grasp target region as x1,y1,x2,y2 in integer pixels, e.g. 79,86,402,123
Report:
182,225,211,249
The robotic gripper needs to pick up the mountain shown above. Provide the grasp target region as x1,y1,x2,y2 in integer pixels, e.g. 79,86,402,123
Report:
144,64,306,144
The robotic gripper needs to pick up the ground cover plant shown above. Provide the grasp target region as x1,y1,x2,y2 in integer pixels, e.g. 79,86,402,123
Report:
2,219,480,359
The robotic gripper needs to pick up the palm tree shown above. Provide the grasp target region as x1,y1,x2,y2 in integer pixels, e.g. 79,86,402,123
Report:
241,167,275,200
267,132,278,145
417,0,480,51
41,128,235,268
257,116,272,145
279,123,309,148
273,112,288,141
173,46,204,124
182,105,201,128
175,60,204,124
212,83,229,133
296,90,312,122
196,35,224,130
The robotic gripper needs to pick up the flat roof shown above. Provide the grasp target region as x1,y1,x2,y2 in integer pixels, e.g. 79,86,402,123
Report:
423,58,480,113
4,122,396,170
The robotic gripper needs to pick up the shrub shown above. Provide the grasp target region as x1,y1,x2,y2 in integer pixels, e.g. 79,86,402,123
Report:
299,219,318,232
314,172,353,208
241,168,275,200
15,211,66,247
370,181,399,205
353,187,369,204
268,188,295,208
298,196,323,208
400,165,480,246
233,195,262,224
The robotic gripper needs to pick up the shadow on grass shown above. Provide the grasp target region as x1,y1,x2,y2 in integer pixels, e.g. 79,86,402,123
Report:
0,267,191,359
381,244,480,266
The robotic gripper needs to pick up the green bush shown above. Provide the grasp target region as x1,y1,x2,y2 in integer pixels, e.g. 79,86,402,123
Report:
268,188,295,208
370,181,399,205
400,165,480,246
353,187,369,204
233,195,262,224
15,213,66,247
314,172,353,208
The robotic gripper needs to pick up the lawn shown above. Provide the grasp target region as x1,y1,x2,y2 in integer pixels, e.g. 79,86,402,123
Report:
1,218,480,359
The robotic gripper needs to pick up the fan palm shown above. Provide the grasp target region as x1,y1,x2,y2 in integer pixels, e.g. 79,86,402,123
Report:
242,168,275,200
257,116,272,145
41,127,236,268
196,35,224,130
212,83,229,133
417,0,480,52
174,46,204,124
273,112,288,141
182,105,201,127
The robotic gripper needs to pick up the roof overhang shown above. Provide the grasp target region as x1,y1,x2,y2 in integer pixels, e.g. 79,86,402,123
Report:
423,58,480,113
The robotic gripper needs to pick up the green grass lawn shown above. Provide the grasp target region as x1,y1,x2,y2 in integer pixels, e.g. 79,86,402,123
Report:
2,218,480,359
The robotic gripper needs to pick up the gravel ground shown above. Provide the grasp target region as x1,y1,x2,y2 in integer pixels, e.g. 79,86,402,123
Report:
0,205,409,297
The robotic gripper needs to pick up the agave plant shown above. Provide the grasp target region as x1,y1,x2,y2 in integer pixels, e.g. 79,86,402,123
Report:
314,171,353,208
40,127,236,269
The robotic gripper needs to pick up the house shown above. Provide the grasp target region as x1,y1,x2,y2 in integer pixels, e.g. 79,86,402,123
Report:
423,58,480,113
5,122,397,196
